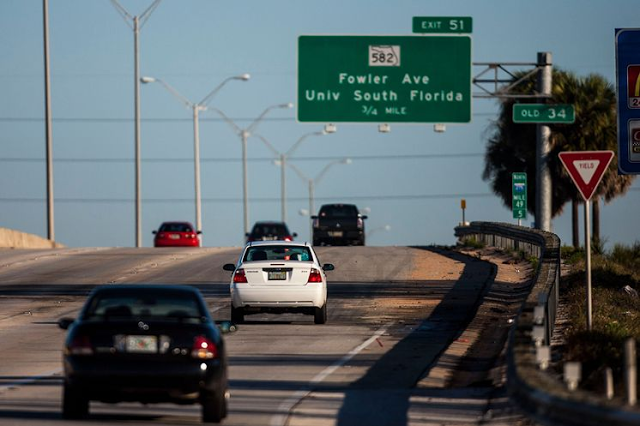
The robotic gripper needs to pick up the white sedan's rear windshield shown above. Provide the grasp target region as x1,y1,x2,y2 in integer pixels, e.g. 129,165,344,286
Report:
244,246,312,262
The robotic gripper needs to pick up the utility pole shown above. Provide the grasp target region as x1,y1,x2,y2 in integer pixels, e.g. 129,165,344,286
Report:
42,0,54,242
536,52,553,232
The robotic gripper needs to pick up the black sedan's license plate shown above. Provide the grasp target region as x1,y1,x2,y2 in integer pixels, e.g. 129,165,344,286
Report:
125,335,158,353
268,271,287,280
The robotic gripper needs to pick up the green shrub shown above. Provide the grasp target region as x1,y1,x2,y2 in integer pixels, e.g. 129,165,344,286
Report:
461,237,484,249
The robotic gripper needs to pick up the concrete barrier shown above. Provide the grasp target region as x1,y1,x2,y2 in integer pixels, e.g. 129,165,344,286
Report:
455,221,640,426
0,227,64,249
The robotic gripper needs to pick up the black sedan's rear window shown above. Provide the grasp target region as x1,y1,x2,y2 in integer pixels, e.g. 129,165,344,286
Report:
251,224,289,237
84,293,204,322
319,205,358,217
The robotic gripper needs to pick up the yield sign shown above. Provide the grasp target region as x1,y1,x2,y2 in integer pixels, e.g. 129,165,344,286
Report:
558,151,615,201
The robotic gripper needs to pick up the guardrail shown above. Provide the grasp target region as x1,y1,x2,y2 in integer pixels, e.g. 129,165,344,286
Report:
454,221,640,426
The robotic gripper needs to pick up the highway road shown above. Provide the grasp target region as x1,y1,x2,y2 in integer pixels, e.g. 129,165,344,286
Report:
0,246,534,426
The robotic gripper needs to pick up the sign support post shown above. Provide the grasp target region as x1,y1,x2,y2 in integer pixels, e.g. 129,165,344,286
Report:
584,198,593,330
559,150,614,331
536,52,553,233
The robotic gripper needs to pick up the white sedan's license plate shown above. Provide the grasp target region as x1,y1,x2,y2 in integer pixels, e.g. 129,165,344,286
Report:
328,231,343,237
125,335,158,353
268,271,287,280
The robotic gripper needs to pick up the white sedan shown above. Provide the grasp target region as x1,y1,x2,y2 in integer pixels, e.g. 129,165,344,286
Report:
223,241,334,324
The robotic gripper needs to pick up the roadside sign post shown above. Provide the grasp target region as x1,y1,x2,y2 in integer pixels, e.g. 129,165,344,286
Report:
512,172,527,225
460,198,467,225
559,151,615,331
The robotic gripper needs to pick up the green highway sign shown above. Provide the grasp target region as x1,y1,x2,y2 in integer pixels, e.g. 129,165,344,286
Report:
413,17,472,34
512,172,527,220
297,35,472,123
512,104,575,123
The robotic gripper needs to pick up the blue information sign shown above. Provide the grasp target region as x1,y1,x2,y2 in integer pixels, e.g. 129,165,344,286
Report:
615,28,640,174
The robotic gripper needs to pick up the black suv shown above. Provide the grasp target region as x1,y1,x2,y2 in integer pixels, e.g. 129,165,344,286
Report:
311,204,367,246
246,221,297,242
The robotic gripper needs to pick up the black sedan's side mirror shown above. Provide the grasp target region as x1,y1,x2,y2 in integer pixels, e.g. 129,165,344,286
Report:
310,215,318,219
58,317,75,330
223,264,236,272
322,263,335,271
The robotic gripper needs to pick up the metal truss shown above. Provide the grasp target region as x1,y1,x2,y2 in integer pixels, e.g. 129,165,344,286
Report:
472,62,552,99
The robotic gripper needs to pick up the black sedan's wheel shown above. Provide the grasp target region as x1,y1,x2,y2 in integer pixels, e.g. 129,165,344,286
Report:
62,383,89,419
314,303,327,324
230,305,244,323
201,390,226,423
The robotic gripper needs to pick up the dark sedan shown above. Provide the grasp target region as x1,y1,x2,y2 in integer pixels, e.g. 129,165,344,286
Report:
58,285,230,423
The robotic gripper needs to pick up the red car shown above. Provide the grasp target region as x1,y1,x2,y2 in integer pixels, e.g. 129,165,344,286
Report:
153,222,201,247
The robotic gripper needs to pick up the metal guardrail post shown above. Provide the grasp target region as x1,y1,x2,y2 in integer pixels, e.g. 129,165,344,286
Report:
625,338,637,406
606,367,614,400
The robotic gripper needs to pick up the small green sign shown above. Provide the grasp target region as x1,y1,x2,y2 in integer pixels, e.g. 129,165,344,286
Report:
513,104,575,123
413,17,472,34
297,35,472,123
512,172,527,220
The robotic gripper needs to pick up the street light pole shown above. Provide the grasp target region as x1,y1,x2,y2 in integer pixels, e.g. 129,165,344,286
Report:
308,180,315,239
253,130,333,223
280,153,286,221
141,74,249,237
210,103,293,238
42,0,54,242
287,158,351,240
241,130,249,236
192,106,202,233
134,15,142,248
110,0,161,247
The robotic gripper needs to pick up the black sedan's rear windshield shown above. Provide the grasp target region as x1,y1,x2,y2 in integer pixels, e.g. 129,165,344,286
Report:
84,292,205,322
319,205,358,217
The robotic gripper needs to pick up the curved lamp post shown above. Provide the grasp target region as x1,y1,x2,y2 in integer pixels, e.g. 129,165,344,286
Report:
141,74,250,239
254,128,335,223
110,0,161,247
287,158,352,239
209,103,293,237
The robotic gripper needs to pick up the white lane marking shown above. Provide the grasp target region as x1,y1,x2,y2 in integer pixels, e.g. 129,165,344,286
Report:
270,324,391,426
0,368,62,393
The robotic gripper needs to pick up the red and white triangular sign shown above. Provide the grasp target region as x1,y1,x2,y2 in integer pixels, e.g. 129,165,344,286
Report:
558,151,615,201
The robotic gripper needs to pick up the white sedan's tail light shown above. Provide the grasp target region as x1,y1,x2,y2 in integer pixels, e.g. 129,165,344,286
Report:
233,268,247,283
307,268,322,283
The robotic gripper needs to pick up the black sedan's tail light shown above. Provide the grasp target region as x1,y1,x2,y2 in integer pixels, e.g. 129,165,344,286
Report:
191,336,218,359
66,335,93,356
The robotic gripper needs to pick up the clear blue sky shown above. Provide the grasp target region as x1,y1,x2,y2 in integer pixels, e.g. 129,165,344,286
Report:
1,0,638,248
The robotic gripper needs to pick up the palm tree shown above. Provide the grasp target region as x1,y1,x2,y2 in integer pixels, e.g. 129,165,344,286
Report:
483,70,635,247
